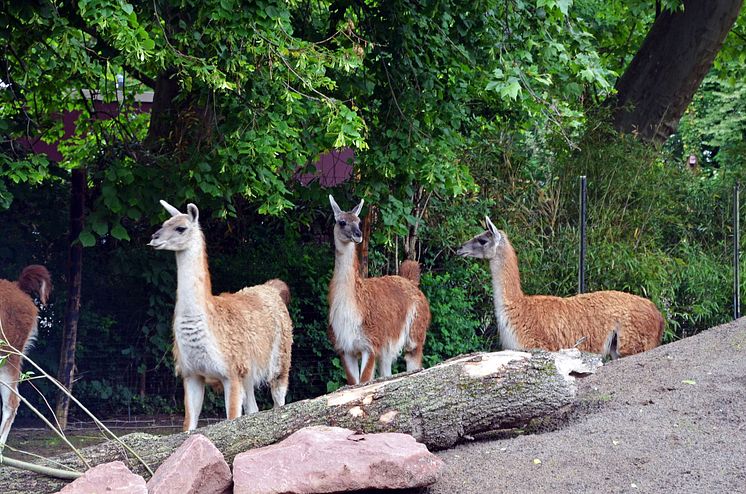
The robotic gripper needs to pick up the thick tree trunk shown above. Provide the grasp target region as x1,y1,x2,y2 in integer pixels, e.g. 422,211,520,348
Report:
612,0,742,143
0,350,600,493
144,71,181,150
54,167,86,430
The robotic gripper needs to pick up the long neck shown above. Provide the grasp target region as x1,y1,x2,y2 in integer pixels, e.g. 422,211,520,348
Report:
488,240,524,310
174,231,212,313
331,237,362,301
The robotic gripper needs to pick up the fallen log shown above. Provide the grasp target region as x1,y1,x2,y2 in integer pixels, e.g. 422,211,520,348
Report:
0,349,600,493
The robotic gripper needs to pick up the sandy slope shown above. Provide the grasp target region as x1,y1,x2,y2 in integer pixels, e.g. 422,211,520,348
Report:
427,319,746,493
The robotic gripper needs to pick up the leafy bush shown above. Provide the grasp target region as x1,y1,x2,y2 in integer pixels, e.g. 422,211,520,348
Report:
420,265,496,367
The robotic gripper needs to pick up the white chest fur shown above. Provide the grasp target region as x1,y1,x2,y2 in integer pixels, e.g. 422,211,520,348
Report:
329,288,366,353
490,258,522,351
330,243,368,353
173,246,228,378
494,300,521,350
173,308,228,378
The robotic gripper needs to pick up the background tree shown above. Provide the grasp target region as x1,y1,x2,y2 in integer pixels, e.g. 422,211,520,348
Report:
611,0,743,142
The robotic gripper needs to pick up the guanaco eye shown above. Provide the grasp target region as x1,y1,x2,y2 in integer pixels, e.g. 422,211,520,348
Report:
338,220,347,227
478,238,487,245
175,226,187,234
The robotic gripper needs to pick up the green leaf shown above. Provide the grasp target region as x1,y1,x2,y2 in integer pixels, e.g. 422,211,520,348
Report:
500,78,522,101
79,231,96,247
111,223,130,241
92,220,109,236
557,0,573,15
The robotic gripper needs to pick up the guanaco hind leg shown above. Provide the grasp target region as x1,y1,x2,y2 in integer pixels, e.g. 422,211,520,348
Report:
341,352,360,385
0,364,21,446
359,350,377,383
242,374,259,414
270,375,288,408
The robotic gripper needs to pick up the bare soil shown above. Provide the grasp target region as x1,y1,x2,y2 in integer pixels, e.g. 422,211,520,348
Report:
426,319,746,493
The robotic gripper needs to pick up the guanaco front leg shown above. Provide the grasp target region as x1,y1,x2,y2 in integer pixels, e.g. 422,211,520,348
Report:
183,375,205,432
223,376,244,419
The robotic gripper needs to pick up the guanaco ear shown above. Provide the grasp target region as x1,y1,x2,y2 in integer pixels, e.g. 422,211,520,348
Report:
39,280,50,305
329,194,343,220
160,200,182,217
485,216,501,242
187,203,199,223
351,199,364,217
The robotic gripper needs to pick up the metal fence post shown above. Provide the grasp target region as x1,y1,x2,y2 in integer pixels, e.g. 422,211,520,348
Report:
734,182,740,319
579,175,587,294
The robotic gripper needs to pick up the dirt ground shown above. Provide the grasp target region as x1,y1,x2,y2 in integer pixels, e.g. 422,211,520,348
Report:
426,318,746,493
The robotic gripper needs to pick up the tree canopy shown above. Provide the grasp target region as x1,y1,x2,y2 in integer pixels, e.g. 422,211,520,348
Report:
7,0,739,235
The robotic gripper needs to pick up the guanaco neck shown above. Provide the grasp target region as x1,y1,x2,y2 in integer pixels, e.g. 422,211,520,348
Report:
174,230,213,314
489,240,524,310
331,236,363,305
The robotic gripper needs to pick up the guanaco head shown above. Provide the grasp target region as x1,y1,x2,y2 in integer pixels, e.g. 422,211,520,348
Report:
457,216,504,260
329,194,364,244
148,200,201,251
17,265,53,306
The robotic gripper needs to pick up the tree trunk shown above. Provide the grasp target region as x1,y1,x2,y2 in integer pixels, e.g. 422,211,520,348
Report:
144,70,180,150
359,205,374,277
611,0,743,143
0,350,600,493
54,167,86,430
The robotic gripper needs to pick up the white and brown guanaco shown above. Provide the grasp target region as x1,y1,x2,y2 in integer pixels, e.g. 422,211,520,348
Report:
457,216,663,358
327,195,431,385
149,200,293,431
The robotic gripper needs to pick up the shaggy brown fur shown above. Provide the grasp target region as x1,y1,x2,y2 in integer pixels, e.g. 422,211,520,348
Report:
328,196,431,385
398,260,422,286
150,200,293,431
0,265,52,445
458,217,663,358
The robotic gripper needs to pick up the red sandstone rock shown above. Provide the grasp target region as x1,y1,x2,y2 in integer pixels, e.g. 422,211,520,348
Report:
147,433,232,494
57,461,147,493
233,426,443,494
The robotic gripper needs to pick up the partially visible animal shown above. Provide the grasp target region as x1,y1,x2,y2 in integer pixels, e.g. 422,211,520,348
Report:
0,265,52,446
149,200,293,431
457,216,664,358
327,195,431,385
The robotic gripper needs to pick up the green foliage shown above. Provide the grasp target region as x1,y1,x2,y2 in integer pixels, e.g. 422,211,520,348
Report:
420,265,495,367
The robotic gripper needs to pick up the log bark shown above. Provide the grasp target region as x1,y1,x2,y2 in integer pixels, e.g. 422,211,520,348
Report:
0,349,600,493
611,0,743,143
